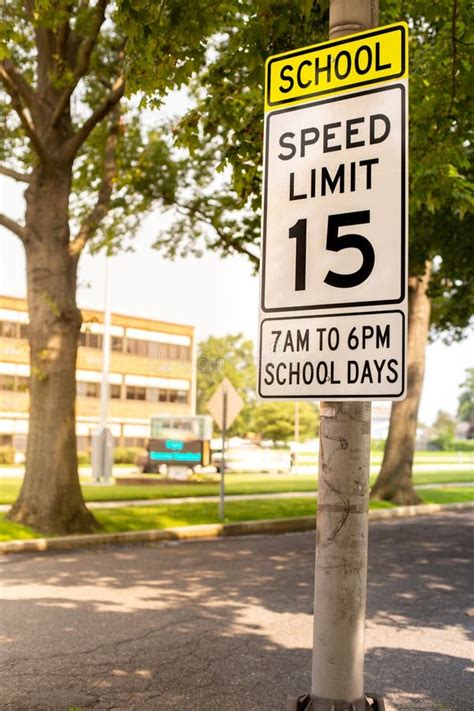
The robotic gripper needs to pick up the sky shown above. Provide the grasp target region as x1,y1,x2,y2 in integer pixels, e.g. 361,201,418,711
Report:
0,171,472,427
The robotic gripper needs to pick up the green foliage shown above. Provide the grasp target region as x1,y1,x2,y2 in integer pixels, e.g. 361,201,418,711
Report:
457,368,474,423
115,0,237,99
197,334,256,436
0,447,15,465
430,409,457,450
174,0,473,332
450,439,474,452
113,446,146,464
0,0,238,255
77,451,91,466
253,401,319,443
371,439,387,452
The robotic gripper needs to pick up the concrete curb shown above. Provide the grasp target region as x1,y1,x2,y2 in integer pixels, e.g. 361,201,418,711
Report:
1,502,472,555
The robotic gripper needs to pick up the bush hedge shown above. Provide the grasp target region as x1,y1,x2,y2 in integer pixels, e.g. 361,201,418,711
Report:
0,446,15,465
113,447,147,464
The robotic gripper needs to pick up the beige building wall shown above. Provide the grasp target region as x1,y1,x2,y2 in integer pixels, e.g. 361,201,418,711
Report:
0,295,195,452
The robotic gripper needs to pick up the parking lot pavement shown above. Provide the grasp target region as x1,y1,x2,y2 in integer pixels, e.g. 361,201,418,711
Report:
0,512,472,710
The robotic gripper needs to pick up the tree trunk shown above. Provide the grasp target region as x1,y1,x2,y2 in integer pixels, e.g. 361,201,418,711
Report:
370,262,432,505
8,162,98,534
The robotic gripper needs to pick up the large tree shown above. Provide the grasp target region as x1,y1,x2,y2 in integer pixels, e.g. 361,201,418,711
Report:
457,368,474,426
172,0,472,504
370,2,473,503
253,401,319,444
0,0,232,534
197,334,256,437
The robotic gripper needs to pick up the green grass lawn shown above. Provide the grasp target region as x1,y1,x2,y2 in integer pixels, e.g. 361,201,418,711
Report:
0,487,471,542
0,467,472,505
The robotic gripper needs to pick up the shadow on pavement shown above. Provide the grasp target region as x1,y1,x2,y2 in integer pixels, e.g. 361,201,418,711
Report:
0,513,472,709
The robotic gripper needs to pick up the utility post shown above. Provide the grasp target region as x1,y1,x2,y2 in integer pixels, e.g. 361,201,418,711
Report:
92,255,114,484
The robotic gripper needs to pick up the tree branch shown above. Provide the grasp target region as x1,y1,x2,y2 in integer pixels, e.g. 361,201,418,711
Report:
69,107,120,257
66,76,125,158
174,200,259,267
51,0,108,127
0,60,36,111
0,213,26,242
0,165,31,183
0,66,46,162
448,0,459,117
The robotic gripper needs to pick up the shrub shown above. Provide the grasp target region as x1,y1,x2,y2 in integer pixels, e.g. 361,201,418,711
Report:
114,447,146,464
77,450,91,466
452,439,474,452
0,446,15,465
429,434,454,451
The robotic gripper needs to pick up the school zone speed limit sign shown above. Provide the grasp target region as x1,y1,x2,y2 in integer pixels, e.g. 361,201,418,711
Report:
258,23,408,401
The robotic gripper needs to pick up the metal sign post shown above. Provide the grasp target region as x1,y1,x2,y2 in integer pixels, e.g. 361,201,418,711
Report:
257,1,409,708
207,378,244,521
219,388,228,520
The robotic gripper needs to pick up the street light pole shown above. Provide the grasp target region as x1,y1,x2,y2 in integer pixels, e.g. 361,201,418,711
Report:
92,254,113,484
99,255,111,437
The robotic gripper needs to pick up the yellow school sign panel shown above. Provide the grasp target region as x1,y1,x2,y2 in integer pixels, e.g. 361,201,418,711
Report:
265,23,408,111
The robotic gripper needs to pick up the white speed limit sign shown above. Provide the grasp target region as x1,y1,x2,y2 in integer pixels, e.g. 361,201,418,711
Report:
258,24,408,401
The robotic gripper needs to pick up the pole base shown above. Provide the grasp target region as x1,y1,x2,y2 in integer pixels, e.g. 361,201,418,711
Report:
288,692,385,711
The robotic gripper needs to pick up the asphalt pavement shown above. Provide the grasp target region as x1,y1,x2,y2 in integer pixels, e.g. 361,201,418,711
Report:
0,512,472,710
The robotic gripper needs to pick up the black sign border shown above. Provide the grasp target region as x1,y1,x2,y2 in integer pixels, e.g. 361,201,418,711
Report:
261,83,407,313
266,25,406,108
258,309,406,400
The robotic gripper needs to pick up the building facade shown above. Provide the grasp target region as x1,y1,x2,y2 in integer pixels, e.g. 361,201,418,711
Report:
0,295,195,454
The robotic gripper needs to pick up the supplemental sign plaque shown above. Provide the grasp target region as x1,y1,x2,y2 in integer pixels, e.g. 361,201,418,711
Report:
258,23,408,401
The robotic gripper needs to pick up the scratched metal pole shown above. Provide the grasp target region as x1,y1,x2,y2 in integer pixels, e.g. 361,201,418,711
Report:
219,387,227,520
311,2,377,706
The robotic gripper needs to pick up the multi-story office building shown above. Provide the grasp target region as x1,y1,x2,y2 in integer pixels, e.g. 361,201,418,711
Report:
0,295,195,454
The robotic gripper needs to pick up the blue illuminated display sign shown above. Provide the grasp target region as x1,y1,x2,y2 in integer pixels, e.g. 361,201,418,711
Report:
150,451,202,463
148,438,203,465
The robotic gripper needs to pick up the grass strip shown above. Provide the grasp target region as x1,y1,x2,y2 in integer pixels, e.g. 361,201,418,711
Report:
0,488,472,542
0,468,472,505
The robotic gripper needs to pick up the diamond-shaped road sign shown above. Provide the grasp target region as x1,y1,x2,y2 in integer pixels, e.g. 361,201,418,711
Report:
206,378,244,430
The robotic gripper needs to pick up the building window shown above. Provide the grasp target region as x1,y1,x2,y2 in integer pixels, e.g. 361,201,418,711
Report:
110,383,121,399
0,375,30,392
77,381,100,398
123,437,146,448
111,336,123,352
79,331,103,349
16,376,29,392
0,434,13,447
179,345,191,361
126,385,146,401
0,321,18,338
158,388,168,402
147,341,160,359
146,387,158,402
126,338,147,357
169,389,179,403
19,323,29,339
0,374,15,391
89,333,102,349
